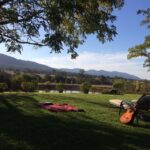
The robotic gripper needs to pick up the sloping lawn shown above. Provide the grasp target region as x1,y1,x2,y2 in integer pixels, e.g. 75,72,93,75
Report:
0,93,149,150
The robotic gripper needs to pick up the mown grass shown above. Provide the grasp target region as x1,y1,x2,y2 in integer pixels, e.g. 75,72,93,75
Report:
0,93,149,150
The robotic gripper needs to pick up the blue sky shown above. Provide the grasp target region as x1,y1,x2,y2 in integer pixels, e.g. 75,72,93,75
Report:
0,0,150,79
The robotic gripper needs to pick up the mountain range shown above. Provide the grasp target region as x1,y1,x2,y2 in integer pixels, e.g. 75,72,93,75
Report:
0,53,54,73
0,53,141,80
60,68,141,80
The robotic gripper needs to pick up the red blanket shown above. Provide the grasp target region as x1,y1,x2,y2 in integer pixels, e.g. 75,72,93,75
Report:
39,103,79,112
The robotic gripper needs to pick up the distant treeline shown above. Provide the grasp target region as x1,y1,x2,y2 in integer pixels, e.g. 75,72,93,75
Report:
0,70,150,94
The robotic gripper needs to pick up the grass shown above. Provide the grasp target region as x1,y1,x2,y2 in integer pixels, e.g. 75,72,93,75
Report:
0,93,150,150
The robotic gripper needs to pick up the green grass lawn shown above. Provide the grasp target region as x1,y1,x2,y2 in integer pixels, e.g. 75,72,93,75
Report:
0,93,150,150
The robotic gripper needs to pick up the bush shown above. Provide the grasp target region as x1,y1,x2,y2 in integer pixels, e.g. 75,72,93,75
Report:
44,81,51,92
91,86,97,93
113,80,124,92
21,82,37,92
80,82,91,94
102,89,120,95
56,83,64,93
11,78,22,91
0,83,8,92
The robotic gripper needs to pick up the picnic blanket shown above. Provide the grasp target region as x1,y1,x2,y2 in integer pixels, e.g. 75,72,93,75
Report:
39,103,84,112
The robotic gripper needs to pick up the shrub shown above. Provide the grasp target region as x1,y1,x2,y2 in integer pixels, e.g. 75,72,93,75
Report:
0,83,8,92
102,89,120,95
91,86,97,93
80,82,91,94
11,75,22,91
56,83,64,93
21,82,37,92
44,81,51,92
113,80,124,93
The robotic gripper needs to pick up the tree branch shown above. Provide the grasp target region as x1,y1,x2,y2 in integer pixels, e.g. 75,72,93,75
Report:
0,10,43,25
2,33,45,47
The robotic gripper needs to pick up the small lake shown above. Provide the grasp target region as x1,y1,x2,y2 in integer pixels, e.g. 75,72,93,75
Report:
38,90,100,94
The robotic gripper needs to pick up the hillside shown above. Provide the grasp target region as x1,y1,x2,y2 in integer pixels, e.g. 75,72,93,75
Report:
0,53,54,73
60,68,141,80
0,53,141,80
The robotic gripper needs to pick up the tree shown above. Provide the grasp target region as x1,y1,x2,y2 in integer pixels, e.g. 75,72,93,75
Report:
80,82,91,94
21,82,37,92
0,83,8,92
11,74,22,91
113,79,124,92
124,80,135,94
44,81,51,92
0,71,11,89
56,83,64,93
0,0,124,58
128,9,150,70
79,69,85,77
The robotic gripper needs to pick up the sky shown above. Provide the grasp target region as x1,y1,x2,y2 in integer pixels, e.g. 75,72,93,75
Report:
0,0,150,79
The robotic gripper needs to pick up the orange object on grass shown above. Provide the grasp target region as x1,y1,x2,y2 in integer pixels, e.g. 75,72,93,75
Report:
120,108,136,124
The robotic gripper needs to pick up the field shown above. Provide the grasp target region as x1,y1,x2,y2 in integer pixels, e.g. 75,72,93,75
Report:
0,93,150,150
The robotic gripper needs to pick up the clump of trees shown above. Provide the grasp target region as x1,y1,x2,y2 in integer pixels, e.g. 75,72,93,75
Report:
21,82,38,92
42,70,113,85
0,70,150,94
0,71,39,92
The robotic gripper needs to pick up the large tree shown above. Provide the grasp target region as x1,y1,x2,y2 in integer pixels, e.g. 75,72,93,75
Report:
0,0,124,58
128,8,150,70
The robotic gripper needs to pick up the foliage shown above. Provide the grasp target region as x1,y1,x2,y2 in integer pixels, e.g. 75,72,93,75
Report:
128,8,150,70
79,69,85,77
11,74,22,90
0,71,11,88
113,79,124,92
10,73,39,91
0,0,123,58
44,81,51,92
91,86,97,93
55,72,67,83
21,82,37,92
133,80,150,94
80,82,91,94
1,70,150,94
44,75,52,82
124,80,136,94
0,83,8,92
56,83,64,93
102,89,120,95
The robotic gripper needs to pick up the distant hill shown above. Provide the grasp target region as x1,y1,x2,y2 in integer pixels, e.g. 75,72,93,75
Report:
0,53,54,73
60,68,141,80
0,53,141,80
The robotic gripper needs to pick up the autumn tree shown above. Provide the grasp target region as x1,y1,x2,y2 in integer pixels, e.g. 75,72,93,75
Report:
0,0,123,58
128,8,150,70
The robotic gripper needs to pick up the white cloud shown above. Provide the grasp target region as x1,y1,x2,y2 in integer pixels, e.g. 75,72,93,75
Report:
34,51,150,80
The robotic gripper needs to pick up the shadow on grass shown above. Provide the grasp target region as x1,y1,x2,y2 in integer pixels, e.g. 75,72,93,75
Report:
0,94,150,150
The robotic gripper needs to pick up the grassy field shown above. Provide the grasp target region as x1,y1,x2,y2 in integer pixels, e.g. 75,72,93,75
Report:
0,93,150,150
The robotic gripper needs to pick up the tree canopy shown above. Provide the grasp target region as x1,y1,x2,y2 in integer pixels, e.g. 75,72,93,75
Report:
128,8,150,70
0,0,124,58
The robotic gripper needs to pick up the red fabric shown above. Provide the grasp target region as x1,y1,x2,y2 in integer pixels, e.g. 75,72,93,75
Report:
39,103,78,112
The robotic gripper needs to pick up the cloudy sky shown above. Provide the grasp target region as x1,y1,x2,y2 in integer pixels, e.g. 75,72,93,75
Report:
0,0,150,79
